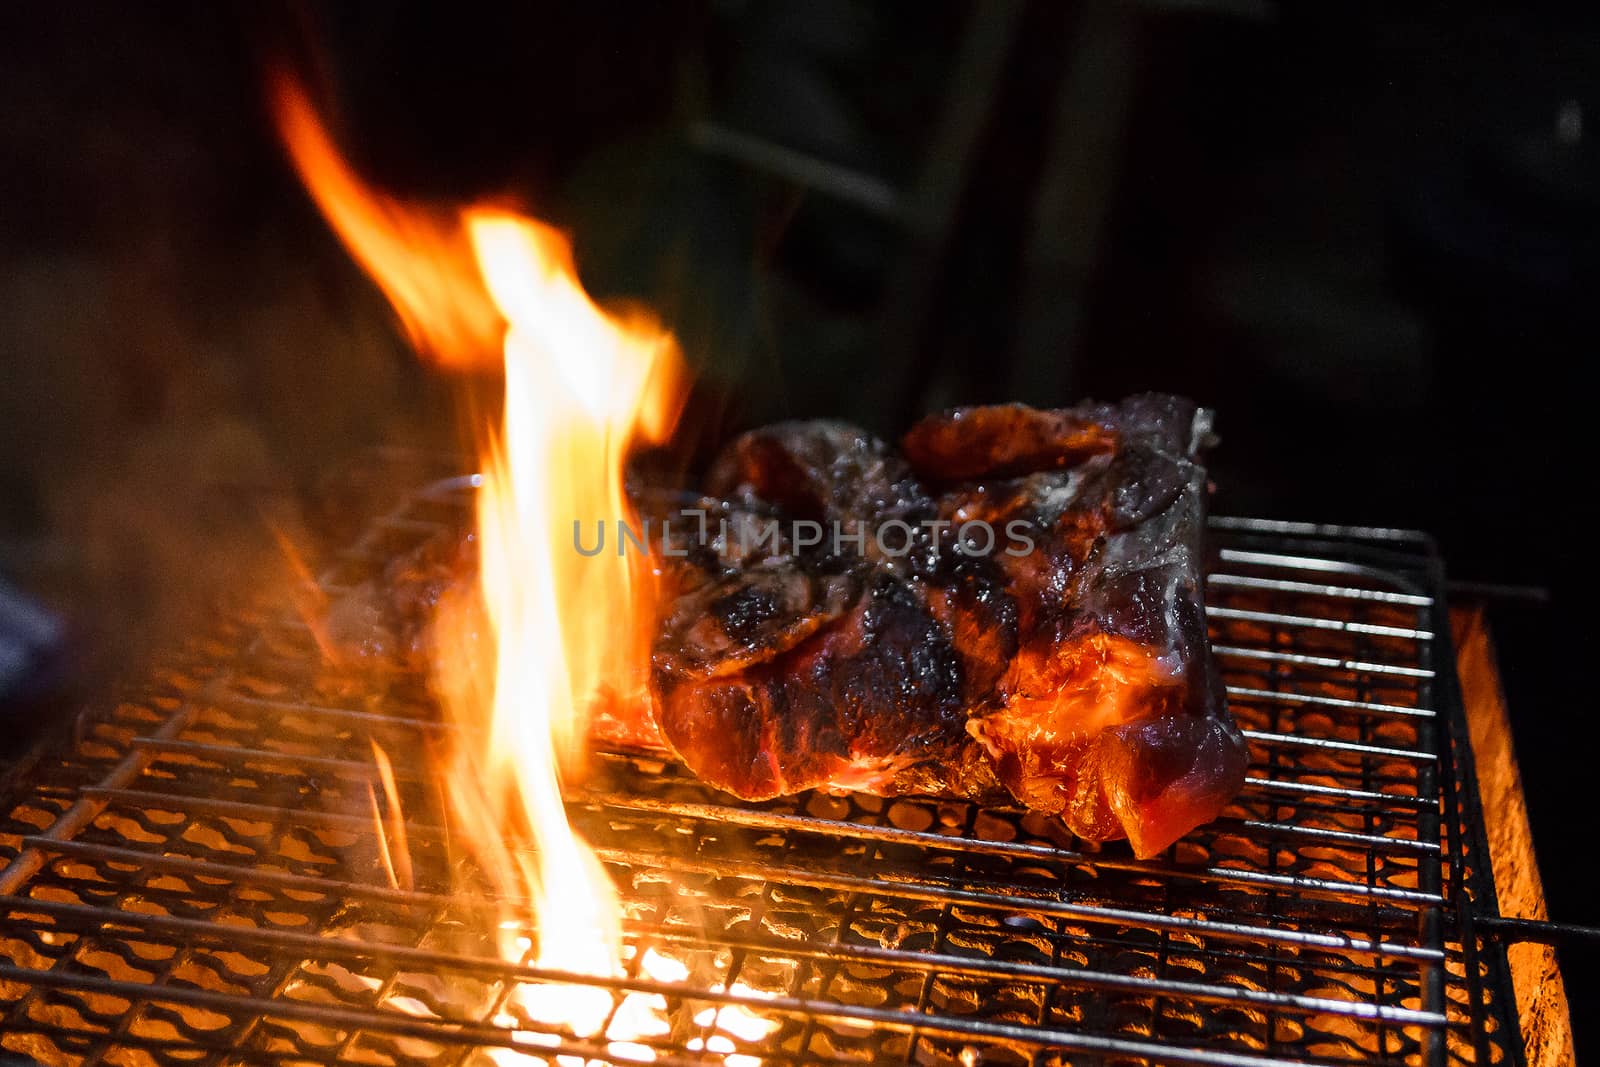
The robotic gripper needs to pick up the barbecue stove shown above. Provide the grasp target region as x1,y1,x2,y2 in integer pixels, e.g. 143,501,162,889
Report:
0,457,1575,1067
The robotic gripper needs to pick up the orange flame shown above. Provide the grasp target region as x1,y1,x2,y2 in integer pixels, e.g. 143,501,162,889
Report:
269,74,501,367
367,740,414,892
272,72,685,1046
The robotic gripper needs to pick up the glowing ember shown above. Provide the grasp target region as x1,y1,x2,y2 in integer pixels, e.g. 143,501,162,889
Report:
271,72,688,1052
691,983,783,1054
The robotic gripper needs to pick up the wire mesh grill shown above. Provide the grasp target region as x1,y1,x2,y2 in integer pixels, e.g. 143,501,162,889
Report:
0,471,1523,1067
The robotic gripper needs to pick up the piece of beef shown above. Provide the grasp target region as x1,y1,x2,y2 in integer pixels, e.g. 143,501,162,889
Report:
650,394,1244,858
899,396,1245,855
654,559,862,681
706,421,934,529
334,395,1244,858
647,427,964,795
901,403,1116,482
322,523,477,674
654,571,972,799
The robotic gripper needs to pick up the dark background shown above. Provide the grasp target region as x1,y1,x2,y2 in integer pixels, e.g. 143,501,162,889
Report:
2,1,1597,1052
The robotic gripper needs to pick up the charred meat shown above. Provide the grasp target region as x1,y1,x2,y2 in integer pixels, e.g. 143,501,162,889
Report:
649,394,1245,858
342,395,1245,858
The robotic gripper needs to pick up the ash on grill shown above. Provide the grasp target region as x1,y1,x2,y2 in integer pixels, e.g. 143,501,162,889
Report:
0,467,1543,1067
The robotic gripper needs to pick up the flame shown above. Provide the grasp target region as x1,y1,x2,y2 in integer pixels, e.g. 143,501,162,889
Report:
269,74,501,367
272,72,685,1048
368,740,414,892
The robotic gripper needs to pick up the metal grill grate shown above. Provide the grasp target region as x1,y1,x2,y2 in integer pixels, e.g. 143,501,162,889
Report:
0,472,1525,1067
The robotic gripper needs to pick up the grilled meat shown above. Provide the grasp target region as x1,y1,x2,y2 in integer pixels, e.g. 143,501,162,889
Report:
323,522,476,674
707,421,937,548
338,394,1244,858
655,558,862,681
897,395,1245,855
655,570,972,798
901,403,1116,482
648,395,1244,857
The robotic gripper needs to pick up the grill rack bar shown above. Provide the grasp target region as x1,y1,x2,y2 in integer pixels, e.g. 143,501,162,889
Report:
1213,643,1437,681
73,758,1441,865
1207,606,1433,642
1225,686,1436,721
117,732,1429,815
0,960,1414,1067
5,835,1431,993
0,493,1528,1067
0,897,1447,1029
30,782,1446,961
38,729,1451,906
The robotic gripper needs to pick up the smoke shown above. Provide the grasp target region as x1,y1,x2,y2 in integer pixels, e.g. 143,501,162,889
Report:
0,8,452,700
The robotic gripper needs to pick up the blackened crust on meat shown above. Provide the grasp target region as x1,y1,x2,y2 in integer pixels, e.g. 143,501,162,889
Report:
653,572,967,800
707,421,930,520
653,559,863,680
924,554,1018,703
